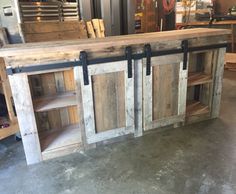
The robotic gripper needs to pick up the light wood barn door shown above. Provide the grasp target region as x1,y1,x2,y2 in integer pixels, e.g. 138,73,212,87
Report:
79,60,135,144
143,54,188,131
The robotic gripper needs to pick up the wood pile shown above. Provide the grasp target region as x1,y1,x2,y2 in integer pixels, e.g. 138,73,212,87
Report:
86,19,105,38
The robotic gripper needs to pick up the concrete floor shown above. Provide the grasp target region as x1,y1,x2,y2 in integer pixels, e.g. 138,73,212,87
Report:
0,70,235,194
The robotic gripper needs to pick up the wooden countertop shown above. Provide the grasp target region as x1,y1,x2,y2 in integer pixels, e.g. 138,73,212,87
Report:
178,20,236,26
0,28,231,57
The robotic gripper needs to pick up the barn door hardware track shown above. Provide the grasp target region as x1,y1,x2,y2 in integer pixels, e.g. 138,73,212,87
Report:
7,42,227,85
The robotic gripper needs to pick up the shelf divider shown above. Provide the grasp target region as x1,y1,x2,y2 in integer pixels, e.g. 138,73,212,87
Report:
188,72,212,87
33,91,77,112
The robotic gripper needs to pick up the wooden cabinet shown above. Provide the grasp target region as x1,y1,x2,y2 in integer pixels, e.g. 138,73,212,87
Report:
186,49,225,122
0,28,229,165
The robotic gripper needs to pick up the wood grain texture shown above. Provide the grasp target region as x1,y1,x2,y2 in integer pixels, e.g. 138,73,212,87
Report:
33,91,77,112
21,21,88,42
64,69,79,124
80,61,134,144
134,59,143,137
0,28,230,58
54,72,70,127
188,72,212,87
142,54,185,131
92,72,125,132
186,100,210,116
4,35,229,69
152,63,180,120
211,48,226,118
8,74,42,164
23,21,85,129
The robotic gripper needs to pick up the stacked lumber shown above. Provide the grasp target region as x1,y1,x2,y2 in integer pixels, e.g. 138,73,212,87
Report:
225,53,236,71
86,19,105,38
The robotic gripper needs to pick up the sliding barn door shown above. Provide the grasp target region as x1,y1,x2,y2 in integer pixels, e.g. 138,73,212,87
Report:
79,61,135,144
143,54,188,131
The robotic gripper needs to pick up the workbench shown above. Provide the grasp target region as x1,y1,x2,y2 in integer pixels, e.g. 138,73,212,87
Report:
0,28,230,165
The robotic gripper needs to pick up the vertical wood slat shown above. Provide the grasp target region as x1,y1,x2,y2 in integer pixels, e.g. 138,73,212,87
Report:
79,70,96,141
134,59,143,137
211,48,226,118
54,72,70,127
64,69,79,124
74,67,89,148
142,58,153,130
41,73,62,130
125,61,135,128
8,73,42,164
178,61,188,116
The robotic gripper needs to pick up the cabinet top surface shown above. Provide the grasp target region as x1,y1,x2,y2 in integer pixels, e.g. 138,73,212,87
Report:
0,28,230,57
177,20,236,26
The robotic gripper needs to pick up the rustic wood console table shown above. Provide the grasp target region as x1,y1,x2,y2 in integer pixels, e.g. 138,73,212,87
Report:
0,28,230,165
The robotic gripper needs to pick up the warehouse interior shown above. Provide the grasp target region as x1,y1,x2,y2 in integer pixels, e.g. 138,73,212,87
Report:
0,0,236,194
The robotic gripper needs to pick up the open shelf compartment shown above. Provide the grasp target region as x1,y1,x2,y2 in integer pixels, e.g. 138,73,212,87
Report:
39,124,81,154
186,100,210,116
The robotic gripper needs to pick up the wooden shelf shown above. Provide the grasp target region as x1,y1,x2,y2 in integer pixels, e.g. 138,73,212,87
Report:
39,124,81,154
188,72,212,87
33,91,77,112
0,122,19,140
186,100,210,116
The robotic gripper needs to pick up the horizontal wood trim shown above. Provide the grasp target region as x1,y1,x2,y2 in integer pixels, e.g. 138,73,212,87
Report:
87,126,134,144
0,28,230,57
145,115,185,131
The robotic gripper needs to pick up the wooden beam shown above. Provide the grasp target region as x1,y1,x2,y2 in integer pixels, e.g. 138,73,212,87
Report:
0,28,230,58
8,73,42,164
211,48,226,118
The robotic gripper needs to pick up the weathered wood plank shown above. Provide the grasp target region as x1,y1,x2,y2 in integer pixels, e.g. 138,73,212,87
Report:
54,72,70,127
21,21,88,42
4,35,229,68
134,59,143,137
211,48,226,118
145,115,185,131
8,73,42,164
63,69,79,124
142,58,153,128
178,62,188,116
0,29,230,58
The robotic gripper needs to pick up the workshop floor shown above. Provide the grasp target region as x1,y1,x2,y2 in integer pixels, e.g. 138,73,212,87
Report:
0,70,236,194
